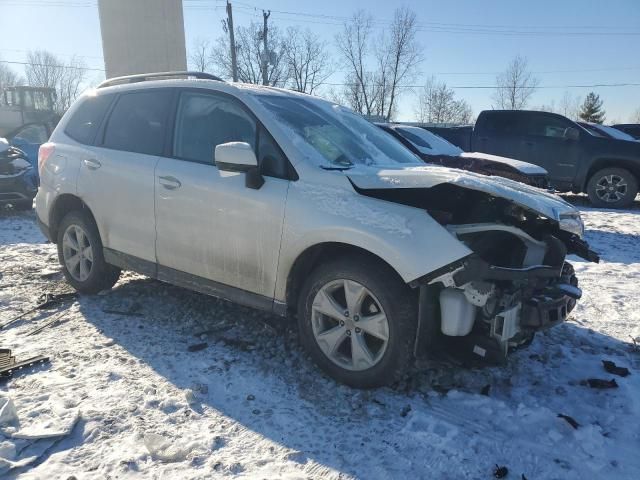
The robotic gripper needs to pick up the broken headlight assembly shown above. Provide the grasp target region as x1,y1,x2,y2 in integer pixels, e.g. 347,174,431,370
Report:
558,212,585,238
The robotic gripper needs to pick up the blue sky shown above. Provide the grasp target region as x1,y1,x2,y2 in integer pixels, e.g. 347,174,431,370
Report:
1,0,639,123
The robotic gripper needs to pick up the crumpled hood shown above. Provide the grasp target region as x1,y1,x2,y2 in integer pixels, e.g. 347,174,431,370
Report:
347,164,577,221
460,151,548,175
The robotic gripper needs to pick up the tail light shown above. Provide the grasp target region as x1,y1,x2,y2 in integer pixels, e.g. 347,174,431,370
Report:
38,142,55,176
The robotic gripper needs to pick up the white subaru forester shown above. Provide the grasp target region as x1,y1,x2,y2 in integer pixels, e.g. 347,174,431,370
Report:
35,72,598,388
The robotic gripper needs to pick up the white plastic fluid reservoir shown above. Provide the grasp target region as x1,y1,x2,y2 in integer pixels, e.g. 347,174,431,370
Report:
439,288,476,336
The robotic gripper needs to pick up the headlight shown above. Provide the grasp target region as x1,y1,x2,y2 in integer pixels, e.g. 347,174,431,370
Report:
559,213,585,238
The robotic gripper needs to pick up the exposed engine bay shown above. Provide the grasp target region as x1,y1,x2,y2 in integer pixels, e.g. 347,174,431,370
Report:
354,182,600,363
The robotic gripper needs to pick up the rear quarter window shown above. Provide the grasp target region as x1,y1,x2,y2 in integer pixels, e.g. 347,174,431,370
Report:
64,94,114,145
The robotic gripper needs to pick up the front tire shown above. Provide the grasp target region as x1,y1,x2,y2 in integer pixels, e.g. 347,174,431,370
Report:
57,210,121,294
587,167,638,208
297,255,417,388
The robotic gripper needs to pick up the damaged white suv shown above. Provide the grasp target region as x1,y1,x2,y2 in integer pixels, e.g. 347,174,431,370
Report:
35,72,599,388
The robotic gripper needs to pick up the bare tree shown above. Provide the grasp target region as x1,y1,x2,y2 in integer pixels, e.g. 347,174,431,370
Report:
630,107,640,123
335,10,378,116
285,27,333,94
336,8,421,120
212,21,289,86
0,60,23,97
493,55,539,110
376,7,421,120
558,91,581,120
415,77,473,124
25,50,86,113
188,38,215,73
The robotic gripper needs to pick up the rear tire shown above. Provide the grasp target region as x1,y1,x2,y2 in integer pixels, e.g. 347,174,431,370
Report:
297,255,417,389
586,167,638,208
57,210,121,294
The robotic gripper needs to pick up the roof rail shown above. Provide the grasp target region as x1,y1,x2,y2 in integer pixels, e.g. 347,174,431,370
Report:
97,71,225,89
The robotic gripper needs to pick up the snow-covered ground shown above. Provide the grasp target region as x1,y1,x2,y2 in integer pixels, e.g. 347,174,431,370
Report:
0,198,639,479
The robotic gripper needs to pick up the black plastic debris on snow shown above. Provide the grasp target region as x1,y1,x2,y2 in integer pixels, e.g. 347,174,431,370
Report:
493,464,508,478
602,360,630,377
557,413,580,429
188,342,208,352
582,378,619,389
0,348,50,380
0,292,77,331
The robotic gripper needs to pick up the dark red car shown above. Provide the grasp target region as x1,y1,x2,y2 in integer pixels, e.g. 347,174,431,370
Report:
377,123,551,189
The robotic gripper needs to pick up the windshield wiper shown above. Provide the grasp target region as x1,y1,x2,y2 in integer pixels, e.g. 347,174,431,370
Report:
321,164,353,171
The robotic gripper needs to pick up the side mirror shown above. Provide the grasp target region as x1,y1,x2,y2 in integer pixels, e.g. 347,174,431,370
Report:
215,141,264,189
564,127,579,141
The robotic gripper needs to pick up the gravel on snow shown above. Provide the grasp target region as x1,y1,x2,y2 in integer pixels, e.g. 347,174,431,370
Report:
0,199,639,479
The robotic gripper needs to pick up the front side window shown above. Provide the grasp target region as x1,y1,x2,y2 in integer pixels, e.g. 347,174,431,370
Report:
65,93,113,145
527,114,573,139
257,95,421,167
103,90,172,155
173,91,256,165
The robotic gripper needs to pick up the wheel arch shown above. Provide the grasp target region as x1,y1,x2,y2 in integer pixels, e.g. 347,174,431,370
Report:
285,242,409,316
49,194,97,241
582,158,640,191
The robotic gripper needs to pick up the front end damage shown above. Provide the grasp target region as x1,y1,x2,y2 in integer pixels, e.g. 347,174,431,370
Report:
348,167,600,364
416,227,589,363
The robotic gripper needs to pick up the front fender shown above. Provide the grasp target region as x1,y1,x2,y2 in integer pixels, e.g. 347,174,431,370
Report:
274,180,472,301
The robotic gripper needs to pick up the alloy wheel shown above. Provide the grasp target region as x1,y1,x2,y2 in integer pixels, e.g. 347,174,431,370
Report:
62,224,94,282
595,174,628,203
311,279,389,371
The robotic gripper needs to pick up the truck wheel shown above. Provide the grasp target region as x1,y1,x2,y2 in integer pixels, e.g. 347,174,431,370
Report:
57,210,121,294
297,255,417,389
587,167,638,208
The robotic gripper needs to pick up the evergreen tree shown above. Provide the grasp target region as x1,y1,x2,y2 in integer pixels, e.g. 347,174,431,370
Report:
579,92,606,124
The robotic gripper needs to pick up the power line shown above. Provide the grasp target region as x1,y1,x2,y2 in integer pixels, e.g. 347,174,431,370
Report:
0,60,105,72
3,60,636,90
3,0,640,36
318,81,640,90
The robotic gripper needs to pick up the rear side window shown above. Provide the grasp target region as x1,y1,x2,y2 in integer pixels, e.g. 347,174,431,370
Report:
65,94,113,145
103,90,173,156
479,112,524,135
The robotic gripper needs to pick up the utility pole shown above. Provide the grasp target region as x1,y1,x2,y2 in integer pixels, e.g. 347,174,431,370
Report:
261,10,270,86
226,1,238,82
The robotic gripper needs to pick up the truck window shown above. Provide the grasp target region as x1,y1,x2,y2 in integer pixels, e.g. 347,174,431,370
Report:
478,112,523,135
526,114,572,139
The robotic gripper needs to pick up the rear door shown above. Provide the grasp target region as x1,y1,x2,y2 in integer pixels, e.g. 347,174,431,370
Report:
473,111,526,159
154,89,290,299
519,112,582,182
78,88,173,263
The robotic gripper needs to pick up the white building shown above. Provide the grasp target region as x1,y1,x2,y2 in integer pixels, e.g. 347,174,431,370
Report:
98,0,187,79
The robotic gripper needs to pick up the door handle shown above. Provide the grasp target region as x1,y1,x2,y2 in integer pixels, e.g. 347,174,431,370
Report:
158,175,182,190
524,141,535,147
83,158,101,170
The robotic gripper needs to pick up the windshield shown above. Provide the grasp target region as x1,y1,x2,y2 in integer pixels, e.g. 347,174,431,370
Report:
597,124,637,141
395,126,463,156
256,95,422,167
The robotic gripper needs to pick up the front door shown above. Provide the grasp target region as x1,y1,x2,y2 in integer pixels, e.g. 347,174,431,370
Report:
154,90,290,299
518,112,582,183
